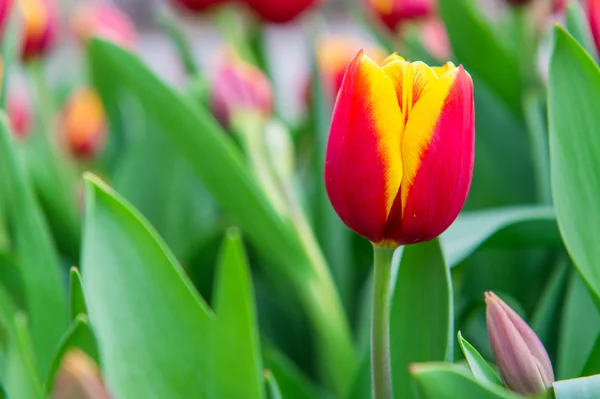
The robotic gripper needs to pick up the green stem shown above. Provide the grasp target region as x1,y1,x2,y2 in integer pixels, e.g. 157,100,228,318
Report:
372,245,395,399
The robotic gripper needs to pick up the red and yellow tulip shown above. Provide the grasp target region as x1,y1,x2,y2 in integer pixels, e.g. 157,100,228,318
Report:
18,0,59,60
62,88,107,159
244,0,321,23
325,51,474,247
366,0,434,32
70,2,137,50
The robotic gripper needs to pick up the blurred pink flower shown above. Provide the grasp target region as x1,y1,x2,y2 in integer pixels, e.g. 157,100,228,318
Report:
243,0,321,23
71,1,136,49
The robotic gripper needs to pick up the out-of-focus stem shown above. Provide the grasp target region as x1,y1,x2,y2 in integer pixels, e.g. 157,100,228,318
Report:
371,245,395,399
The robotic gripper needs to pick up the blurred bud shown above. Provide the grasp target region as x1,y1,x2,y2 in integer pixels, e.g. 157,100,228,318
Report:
485,291,554,396
70,2,136,49
18,0,59,60
211,54,273,128
7,88,32,140
0,0,11,34
553,0,568,14
588,0,600,55
244,0,321,23
311,35,386,102
169,0,226,13
52,349,111,399
62,87,107,159
365,0,434,32
420,17,451,60
505,0,531,6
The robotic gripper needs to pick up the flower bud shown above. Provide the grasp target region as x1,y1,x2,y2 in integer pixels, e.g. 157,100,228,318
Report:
18,0,59,60
325,51,474,246
588,0,600,55
420,17,451,60
243,0,321,23
505,0,531,6
51,349,111,399
7,88,33,140
70,1,136,50
169,0,226,13
62,87,107,159
485,291,555,396
211,54,273,128
365,0,435,32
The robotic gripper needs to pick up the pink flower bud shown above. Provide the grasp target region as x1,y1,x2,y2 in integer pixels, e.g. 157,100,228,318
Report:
169,0,226,13
485,291,554,396
51,349,112,399
7,88,32,140
70,1,137,50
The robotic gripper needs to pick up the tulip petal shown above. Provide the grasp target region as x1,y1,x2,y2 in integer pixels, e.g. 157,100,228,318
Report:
385,66,474,244
325,50,403,243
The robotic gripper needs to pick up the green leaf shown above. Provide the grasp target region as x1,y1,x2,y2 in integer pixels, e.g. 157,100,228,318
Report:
554,375,600,398
411,363,520,399
87,38,356,395
390,239,453,399
582,336,600,376
557,273,600,380
438,0,522,116
265,371,283,399
44,315,99,395
69,267,87,321
211,229,264,399
3,313,43,399
263,343,330,399
441,206,559,268
81,173,215,399
549,26,600,305
566,1,599,62
0,113,67,375
457,331,503,386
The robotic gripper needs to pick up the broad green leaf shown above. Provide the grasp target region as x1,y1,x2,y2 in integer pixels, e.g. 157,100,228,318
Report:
441,206,559,267
4,313,43,399
549,27,600,305
566,1,598,62
68,267,87,321
87,38,356,395
81,174,214,399
557,274,600,380
582,336,600,376
438,0,522,116
554,375,600,398
265,371,283,399
411,363,520,399
211,229,264,399
0,113,67,375
263,344,330,399
457,331,502,386
0,253,25,310
44,315,99,394
390,239,452,399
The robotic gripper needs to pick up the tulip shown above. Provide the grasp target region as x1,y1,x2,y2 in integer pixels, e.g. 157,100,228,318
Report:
588,0,600,55
365,0,435,32
169,0,226,13
313,36,386,101
420,17,451,60
7,89,32,140
70,2,136,49
325,51,474,247
244,0,320,24
62,87,107,158
485,291,554,396
211,54,273,127
52,349,111,399
17,0,59,60
0,0,10,34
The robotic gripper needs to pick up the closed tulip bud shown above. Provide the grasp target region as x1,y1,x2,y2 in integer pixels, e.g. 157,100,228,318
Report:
18,0,59,60
70,2,136,50
325,51,474,247
244,0,321,23
170,0,226,13
420,17,451,60
553,0,568,14
485,291,555,396
52,349,111,399
62,88,107,158
365,0,435,32
211,55,273,127
7,89,32,140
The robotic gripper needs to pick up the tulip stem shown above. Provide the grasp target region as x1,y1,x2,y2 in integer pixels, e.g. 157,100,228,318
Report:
372,245,395,399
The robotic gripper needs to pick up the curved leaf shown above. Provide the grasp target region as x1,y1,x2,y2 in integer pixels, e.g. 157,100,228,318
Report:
81,174,214,399
457,331,502,387
554,375,600,399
